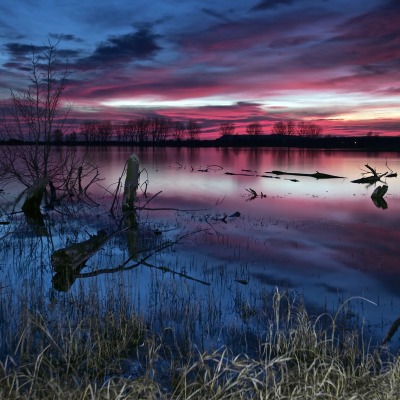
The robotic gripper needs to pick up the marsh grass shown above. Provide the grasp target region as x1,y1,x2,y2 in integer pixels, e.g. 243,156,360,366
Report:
1,286,400,399
1,202,399,398
171,296,400,400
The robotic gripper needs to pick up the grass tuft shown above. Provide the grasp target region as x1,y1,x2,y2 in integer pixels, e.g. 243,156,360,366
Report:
1,289,400,399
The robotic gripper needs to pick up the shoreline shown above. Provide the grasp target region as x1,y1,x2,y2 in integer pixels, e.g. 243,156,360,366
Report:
1,133,400,151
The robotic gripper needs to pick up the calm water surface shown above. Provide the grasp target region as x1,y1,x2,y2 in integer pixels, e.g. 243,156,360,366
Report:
1,146,400,351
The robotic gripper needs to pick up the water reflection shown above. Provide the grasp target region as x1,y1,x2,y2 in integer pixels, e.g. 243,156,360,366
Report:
1,147,400,350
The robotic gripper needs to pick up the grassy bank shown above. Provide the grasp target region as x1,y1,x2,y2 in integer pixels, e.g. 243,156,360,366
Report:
1,288,399,399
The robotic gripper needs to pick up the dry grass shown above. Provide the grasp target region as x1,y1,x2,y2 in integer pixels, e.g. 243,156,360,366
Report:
171,296,400,400
1,289,400,399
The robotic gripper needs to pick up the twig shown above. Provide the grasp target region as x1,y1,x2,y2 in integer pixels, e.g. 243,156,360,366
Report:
141,261,210,285
110,161,127,213
77,228,210,285
137,206,210,212
382,316,400,345
138,190,163,210
139,167,149,197
385,159,394,174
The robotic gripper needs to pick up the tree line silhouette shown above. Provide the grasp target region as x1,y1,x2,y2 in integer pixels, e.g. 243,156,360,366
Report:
49,118,324,144
70,117,202,144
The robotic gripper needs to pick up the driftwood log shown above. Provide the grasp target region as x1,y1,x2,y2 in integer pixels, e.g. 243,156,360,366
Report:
52,230,109,291
225,170,343,179
268,170,344,179
352,164,387,184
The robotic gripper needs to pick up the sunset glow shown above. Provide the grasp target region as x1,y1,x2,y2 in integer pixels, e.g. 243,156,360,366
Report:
1,0,400,138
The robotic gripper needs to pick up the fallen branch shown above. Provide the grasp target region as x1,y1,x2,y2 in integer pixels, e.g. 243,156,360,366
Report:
225,172,255,176
52,231,109,271
198,164,223,172
385,160,397,178
382,316,400,345
51,229,110,291
352,164,387,184
141,261,210,285
245,188,266,200
211,211,241,224
109,161,127,213
267,170,344,179
52,228,211,290
78,229,211,285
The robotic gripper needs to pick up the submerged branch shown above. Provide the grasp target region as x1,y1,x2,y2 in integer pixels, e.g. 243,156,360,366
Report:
382,316,400,345
137,206,210,212
225,172,255,177
109,161,127,213
245,188,266,200
141,260,210,285
53,227,210,290
267,170,344,179
352,164,388,184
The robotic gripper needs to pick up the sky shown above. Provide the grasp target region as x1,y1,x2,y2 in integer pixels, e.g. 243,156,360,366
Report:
0,0,400,139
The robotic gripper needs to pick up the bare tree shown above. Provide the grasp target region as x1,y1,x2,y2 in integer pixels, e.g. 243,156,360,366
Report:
286,120,296,136
0,40,71,185
121,120,138,142
186,120,201,141
80,120,97,141
297,121,308,137
219,122,235,136
271,121,287,135
0,39,100,198
53,128,63,143
159,117,173,142
113,123,123,142
297,121,323,137
66,131,77,143
96,120,113,142
172,121,186,141
307,123,323,137
136,117,151,143
150,116,172,143
246,122,263,136
272,120,296,136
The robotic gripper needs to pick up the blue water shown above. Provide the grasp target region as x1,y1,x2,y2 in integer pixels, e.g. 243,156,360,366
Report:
1,146,400,353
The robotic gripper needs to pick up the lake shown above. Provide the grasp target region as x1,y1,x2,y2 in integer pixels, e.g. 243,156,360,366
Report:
1,146,400,354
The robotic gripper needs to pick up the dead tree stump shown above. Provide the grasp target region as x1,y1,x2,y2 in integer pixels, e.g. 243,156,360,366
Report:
21,178,49,219
122,154,139,211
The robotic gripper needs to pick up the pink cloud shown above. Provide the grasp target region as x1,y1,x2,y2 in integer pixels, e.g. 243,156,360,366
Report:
3,1,400,139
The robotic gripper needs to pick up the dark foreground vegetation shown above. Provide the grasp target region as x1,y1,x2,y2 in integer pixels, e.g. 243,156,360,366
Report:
1,289,400,399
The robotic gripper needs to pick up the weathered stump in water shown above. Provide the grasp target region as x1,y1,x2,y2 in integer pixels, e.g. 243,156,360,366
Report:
51,230,109,291
122,154,139,211
122,154,139,258
371,185,389,209
21,178,49,219
371,185,388,199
